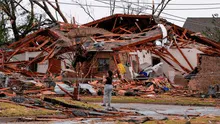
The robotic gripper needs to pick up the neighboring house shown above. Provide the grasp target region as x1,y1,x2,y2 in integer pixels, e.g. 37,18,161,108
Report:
183,17,220,42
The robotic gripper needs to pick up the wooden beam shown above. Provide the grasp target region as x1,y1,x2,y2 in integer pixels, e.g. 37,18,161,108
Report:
135,22,142,32
112,33,162,51
180,29,188,39
174,40,194,70
36,38,51,50
151,49,182,72
111,24,128,32
163,48,191,73
111,17,118,32
119,28,133,34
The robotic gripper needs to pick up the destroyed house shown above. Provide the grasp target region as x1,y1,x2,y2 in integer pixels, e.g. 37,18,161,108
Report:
1,14,220,88
84,14,220,86
0,22,123,78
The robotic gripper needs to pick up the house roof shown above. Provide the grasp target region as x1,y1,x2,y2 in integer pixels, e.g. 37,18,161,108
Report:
83,14,156,34
1,14,220,76
183,17,220,33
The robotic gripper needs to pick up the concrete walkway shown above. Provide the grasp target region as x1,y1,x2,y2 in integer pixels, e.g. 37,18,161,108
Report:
107,103,220,120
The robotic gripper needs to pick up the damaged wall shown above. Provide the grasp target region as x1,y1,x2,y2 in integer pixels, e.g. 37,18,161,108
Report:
83,52,116,78
161,48,203,83
189,54,220,92
12,52,48,73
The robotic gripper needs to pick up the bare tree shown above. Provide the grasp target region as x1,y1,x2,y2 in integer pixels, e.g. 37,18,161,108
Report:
152,0,171,17
110,0,116,15
0,11,8,44
32,0,68,23
0,0,53,41
73,0,95,20
0,0,70,42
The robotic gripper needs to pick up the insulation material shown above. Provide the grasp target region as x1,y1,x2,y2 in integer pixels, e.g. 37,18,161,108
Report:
137,50,152,65
168,71,175,84
152,62,163,76
117,63,126,74
158,24,168,46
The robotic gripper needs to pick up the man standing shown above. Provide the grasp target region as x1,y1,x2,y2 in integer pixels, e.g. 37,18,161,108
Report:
102,70,113,107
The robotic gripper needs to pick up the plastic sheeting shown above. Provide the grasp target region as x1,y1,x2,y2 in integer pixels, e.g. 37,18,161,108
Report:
54,84,74,94
158,24,168,46
79,83,96,95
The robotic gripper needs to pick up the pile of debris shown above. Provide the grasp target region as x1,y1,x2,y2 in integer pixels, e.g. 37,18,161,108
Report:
88,76,172,96
0,14,219,107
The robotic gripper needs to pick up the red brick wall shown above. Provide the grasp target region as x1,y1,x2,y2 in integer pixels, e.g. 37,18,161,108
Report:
189,54,220,92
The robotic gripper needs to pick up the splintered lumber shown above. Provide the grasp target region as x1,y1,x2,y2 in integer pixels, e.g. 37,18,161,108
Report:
180,29,188,39
112,33,162,51
135,22,142,32
43,97,87,109
162,48,191,73
57,84,74,99
174,40,194,70
119,28,133,34
23,88,53,94
112,24,128,32
111,17,118,32
151,49,182,72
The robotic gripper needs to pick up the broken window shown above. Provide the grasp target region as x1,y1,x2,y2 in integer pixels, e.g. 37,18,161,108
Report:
97,58,110,72
152,56,161,66
29,58,38,72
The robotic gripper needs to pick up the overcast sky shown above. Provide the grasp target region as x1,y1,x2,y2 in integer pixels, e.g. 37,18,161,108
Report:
33,0,220,26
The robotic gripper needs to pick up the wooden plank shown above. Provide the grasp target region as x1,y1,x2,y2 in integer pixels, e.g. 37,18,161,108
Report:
180,29,187,39
111,17,118,32
111,24,128,32
135,22,142,32
36,38,51,50
112,34,162,51
174,40,194,70
119,27,133,34
163,48,191,73
151,49,182,72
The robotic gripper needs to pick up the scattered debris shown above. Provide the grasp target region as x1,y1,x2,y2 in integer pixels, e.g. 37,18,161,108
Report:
0,14,219,122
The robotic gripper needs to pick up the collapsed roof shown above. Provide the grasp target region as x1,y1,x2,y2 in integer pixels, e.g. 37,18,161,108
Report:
0,14,219,76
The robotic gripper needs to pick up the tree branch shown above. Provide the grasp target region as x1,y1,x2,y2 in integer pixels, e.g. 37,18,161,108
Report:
32,0,57,23
46,0,68,23
74,0,95,20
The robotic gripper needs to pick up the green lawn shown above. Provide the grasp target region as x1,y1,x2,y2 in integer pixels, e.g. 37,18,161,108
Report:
0,102,58,117
53,97,103,110
80,95,217,106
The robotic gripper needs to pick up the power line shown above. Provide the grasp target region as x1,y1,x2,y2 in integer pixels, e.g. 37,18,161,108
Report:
36,0,121,8
41,0,220,11
35,0,219,28
101,0,220,6
164,7,220,10
95,0,220,10
95,0,219,28
116,0,220,28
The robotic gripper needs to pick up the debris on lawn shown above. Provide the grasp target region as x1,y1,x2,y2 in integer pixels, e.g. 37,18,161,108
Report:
0,14,219,122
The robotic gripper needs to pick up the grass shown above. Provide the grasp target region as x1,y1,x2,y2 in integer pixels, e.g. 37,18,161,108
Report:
52,97,103,110
145,116,220,124
0,102,58,117
81,95,217,106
